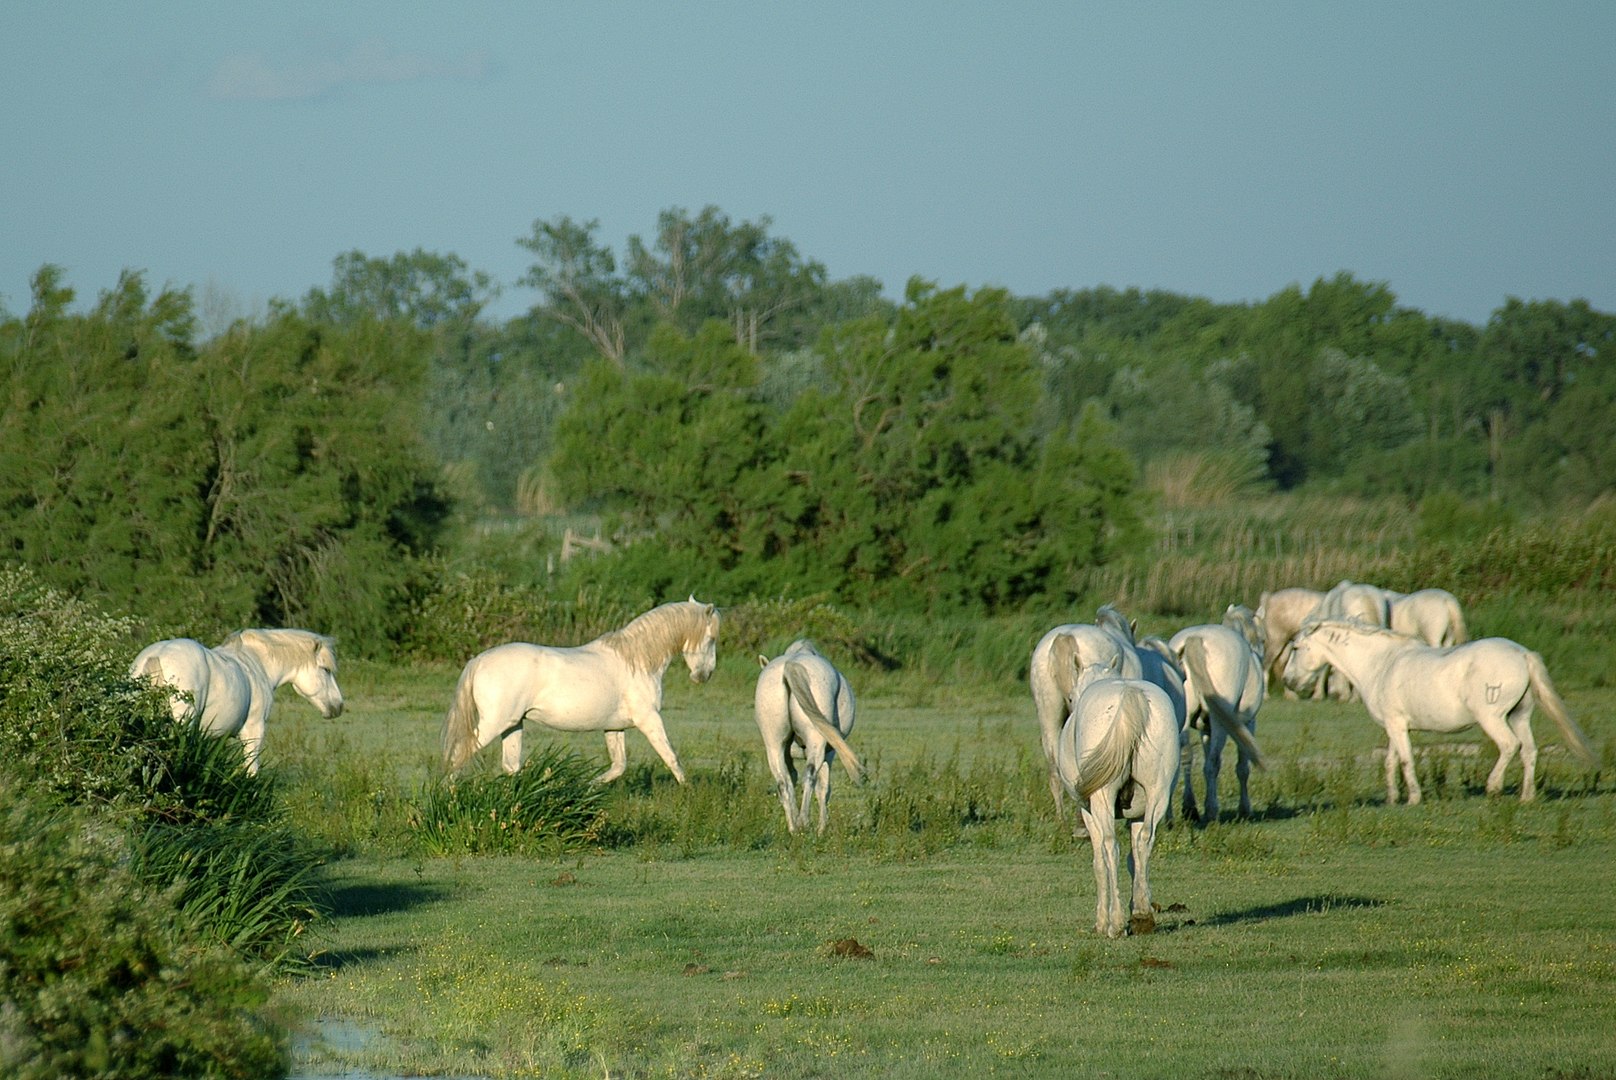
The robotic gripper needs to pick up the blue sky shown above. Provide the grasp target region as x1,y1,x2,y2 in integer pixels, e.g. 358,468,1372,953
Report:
4,2,1614,328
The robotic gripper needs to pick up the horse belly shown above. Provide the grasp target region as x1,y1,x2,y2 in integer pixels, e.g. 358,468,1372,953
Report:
493,650,634,732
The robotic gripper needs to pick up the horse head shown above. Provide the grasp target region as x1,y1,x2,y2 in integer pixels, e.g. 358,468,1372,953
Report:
291,635,345,718
1281,621,1333,695
683,600,720,683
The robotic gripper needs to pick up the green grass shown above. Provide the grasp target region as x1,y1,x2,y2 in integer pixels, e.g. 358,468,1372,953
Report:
266,656,1616,1078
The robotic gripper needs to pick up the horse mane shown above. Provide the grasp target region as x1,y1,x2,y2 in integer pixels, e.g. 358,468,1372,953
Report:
1095,604,1136,643
600,600,717,671
219,628,337,669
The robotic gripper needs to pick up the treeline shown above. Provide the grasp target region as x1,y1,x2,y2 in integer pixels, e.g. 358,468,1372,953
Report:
3,205,1613,651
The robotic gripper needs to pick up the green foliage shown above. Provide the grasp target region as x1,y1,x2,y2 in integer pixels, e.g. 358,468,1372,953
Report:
549,283,1143,613
409,746,607,855
0,566,329,978
0,789,288,1080
0,270,451,654
129,821,326,967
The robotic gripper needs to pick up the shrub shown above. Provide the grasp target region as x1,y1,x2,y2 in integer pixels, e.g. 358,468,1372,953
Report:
0,788,288,1079
409,746,607,855
0,565,327,972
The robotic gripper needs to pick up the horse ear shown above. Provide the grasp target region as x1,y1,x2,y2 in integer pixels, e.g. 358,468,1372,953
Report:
757,654,769,669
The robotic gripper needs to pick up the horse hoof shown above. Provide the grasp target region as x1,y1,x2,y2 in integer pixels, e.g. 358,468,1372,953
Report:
1130,913,1157,935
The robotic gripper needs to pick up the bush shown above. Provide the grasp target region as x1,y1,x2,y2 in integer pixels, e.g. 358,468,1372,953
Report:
0,565,327,972
409,746,608,855
0,789,288,1079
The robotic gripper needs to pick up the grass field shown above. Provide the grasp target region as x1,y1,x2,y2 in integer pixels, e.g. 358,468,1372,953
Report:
268,650,1616,1079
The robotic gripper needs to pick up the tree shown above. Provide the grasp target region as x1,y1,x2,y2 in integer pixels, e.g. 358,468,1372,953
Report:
517,216,628,365
302,248,496,330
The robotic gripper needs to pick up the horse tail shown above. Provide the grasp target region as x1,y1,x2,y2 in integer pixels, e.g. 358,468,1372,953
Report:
783,660,863,782
1447,597,1469,646
442,658,482,773
1075,686,1148,800
1182,637,1266,770
1525,650,1596,766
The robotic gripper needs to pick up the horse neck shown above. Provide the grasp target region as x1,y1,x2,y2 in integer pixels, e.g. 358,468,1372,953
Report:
1316,626,1399,682
602,605,701,673
220,631,296,688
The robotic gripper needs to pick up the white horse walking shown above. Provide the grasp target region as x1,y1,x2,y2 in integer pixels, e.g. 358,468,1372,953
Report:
1055,674,1180,937
1030,619,1142,815
754,640,862,834
441,598,720,782
130,628,344,774
1283,619,1596,804
1167,617,1268,822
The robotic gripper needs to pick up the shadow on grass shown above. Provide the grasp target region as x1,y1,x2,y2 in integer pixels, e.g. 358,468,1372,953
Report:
1201,893,1389,927
306,944,418,974
325,880,457,918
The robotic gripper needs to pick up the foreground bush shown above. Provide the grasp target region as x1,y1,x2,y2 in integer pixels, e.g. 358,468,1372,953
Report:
0,565,327,973
409,746,607,855
0,789,288,1079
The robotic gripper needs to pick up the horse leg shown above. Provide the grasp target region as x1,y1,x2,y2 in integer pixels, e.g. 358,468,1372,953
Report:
812,751,834,835
497,724,524,774
634,711,688,785
797,759,817,831
1474,710,1524,800
238,712,266,775
1202,728,1224,824
1235,723,1255,818
762,738,799,831
596,731,628,784
1080,798,1124,937
1385,721,1420,805
1178,730,1200,823
1127,817,1159,934
1508,700,1539,802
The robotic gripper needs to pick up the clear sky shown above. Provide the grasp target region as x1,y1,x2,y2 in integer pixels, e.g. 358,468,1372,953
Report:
4,2,1613,329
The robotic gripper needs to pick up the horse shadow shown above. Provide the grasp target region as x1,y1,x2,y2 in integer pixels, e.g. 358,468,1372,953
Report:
1199,893,1389,928
323,880,456,919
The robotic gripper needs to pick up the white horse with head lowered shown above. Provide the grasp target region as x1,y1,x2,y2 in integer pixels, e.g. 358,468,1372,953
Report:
755,640,863,834
1255,586,1325,693
1382,587,1468,647
1030,616,1142,816
1055,662,1180,937
1283,619,1597,804
130,628,344,774
442,598,720,782
1167,608,1268,822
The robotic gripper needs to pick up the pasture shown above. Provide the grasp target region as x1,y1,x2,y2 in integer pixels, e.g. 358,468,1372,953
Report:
271,651,1616,1079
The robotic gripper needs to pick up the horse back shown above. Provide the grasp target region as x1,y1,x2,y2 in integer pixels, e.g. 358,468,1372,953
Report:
472,640,643,730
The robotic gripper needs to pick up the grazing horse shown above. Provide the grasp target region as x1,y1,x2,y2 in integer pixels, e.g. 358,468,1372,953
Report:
130,628,344,774
1167,620,1268,822
1055,673,1180,937
754,640,862,834
1283,619,1596,804
441,598,720,782
1256,587,1325,693
1385,588,1469,647
1029,620,1142,816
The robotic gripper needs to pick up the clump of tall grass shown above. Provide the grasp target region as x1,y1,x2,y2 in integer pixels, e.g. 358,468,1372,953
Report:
409,746,607,855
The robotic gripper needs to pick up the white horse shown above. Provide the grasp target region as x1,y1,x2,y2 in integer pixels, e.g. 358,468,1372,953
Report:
754,640,862,834
1283,619,1597,804
1255,586,1325,693
1384,587,1468,647
1030,619,1143,815
441,598,720,782
130,628,344,774
1167,616,1268,822
1055,672,1180,937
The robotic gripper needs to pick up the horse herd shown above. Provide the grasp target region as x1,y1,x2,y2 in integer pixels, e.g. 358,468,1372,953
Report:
129,584,1598,939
